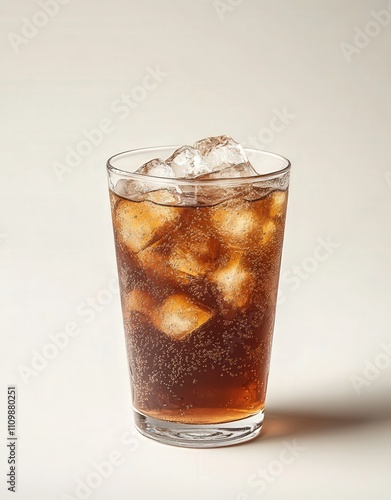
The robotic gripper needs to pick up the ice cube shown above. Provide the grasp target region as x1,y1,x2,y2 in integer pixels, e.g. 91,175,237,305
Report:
198,162,257,179
269,190,287,217
261,220,276,245
114,182,180,205
136,158,175,178
143,189,182,205
210,254,254,310
114,198,181,253
124,289,153,315
136,242,168,277
168,224,221,280
113,160,176,202
168,246,210,279
136,240,185,284
166,146,211,178
137,223,220,285
153,294,213,340
113,179,142,201
177,183,233,206
194,135,250,171
193,162,258,205
131,159,179,201
210,200,259,248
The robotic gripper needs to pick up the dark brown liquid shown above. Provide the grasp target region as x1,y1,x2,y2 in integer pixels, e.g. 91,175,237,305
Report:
110,188,287,424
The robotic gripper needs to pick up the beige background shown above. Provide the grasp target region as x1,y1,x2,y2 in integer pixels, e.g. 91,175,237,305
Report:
1,1,391,499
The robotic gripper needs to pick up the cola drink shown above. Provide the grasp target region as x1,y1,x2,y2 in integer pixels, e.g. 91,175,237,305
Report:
107,138,290,447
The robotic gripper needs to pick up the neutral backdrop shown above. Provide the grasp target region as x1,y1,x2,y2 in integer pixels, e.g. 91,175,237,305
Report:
1,1,391,499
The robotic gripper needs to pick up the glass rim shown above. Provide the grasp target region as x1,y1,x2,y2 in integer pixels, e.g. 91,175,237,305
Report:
106,145,291,187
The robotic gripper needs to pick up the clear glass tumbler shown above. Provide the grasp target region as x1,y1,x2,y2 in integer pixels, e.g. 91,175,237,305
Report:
107,146,290,447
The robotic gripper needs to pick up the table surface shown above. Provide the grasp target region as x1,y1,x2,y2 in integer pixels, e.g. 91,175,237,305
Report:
1,1,390,499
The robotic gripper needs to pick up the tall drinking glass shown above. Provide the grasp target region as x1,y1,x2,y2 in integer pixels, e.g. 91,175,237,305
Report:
107,146,290,447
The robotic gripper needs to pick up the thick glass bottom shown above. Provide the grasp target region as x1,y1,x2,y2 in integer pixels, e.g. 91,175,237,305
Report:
133,409,264,448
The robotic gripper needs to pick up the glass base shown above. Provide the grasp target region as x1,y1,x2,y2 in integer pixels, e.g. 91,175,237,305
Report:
133,409,264,448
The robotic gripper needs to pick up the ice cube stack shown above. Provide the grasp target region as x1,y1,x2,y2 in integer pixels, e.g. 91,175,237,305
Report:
114,135,260,206
138,135,257,180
